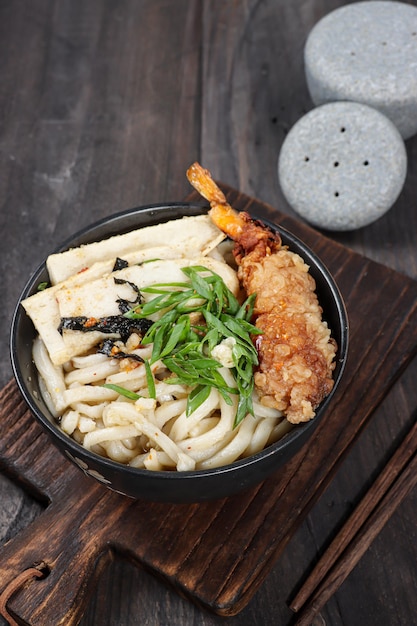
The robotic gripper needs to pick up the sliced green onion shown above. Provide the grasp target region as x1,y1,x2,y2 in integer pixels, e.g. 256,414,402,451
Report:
186,384,211,416
102,383,141,401
121,265,262,426
182,266,213,300
144,360,156,399
236,293,257,321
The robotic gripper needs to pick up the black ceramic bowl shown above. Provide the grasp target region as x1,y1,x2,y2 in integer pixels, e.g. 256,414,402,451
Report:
10,203,348,503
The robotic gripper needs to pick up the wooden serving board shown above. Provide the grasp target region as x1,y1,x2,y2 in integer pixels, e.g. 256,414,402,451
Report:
2,186,417,625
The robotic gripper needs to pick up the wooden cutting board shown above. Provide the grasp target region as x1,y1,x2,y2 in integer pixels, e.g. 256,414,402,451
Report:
1,185,417,625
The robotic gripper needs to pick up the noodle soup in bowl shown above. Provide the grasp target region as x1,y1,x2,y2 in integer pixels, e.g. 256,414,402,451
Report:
10,203,348,503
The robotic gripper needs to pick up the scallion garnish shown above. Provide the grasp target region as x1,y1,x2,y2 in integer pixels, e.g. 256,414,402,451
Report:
144,359,156,400
102,383,141,401
122,265,261,427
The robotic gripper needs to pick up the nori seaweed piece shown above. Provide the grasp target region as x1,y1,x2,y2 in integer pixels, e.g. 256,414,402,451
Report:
113,257,129,271
114,277,143,314
97,338,145,362
58,315,153,343
57,276,149,341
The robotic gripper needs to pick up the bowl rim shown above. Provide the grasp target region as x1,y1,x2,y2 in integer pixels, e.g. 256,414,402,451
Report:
10,201,349,482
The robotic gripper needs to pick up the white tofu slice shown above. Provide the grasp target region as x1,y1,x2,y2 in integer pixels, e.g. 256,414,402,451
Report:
56,257,238,316
47,215,225,285
21,246,181,365
22,257,238,366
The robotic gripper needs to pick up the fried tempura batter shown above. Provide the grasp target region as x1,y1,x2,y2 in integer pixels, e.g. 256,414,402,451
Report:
186,162,337,423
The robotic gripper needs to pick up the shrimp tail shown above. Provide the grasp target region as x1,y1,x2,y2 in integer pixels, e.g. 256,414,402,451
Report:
186,162,281,261
186,162,245,240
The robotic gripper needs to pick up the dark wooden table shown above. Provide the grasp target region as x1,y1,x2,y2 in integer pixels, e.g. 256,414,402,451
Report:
2,1,417,625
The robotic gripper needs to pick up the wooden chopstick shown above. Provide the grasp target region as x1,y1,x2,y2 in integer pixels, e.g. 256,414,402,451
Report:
289,417,417,625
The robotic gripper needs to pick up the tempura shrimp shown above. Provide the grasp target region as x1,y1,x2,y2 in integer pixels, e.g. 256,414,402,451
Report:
186,162,337,424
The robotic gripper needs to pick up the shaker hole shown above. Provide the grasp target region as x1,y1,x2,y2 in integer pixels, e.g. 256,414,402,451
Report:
340,127,346,133
334,161,339,167
334,191,340,197
363,160,369,166
304,156,310,162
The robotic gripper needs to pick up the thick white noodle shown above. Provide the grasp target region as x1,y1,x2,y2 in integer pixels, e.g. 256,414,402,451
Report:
242,418,277,458
32,337,66,414
168,387,220,442
134,414,195,471
83,425,140,449
154,398,188,429
64,359,120,385
101,440,139,463
175,369,237,454
60,410,79,435
34,334,287,470
62,385,118,408
72,402,106,419
197,413,258,469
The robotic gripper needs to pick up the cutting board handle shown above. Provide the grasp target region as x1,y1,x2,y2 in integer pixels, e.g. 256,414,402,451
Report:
0,483,124,626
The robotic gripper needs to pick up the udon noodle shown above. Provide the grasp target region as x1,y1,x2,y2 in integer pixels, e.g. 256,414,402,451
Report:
33,334,291,471
25,214,292,472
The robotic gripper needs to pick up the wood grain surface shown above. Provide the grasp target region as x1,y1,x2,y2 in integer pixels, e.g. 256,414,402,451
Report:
1,1,417,625
2,186,417,625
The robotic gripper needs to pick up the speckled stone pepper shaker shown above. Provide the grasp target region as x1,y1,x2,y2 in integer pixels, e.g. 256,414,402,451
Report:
278,102,407,231
304,1,417,139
